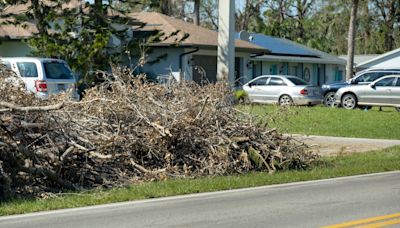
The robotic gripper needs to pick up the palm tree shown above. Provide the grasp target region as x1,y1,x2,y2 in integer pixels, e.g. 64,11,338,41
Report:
194,0,200,25
345,0,359,80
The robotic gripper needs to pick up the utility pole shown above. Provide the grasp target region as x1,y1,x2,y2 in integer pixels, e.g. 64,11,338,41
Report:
217,0,235,83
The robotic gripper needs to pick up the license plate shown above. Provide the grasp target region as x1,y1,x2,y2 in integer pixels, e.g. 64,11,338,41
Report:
57,84,65,91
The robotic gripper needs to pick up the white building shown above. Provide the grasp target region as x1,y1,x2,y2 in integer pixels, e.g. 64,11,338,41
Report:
355,48,400,72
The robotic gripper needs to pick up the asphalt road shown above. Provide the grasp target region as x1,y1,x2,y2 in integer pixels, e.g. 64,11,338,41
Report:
1,171,400,228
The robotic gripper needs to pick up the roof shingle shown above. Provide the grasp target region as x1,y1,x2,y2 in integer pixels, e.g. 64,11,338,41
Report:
130,12,266,52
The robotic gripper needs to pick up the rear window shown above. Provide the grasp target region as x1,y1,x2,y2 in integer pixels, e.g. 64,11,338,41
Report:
287,77,308,85
17,62,38,78
269,77,287,86
43,62,74,79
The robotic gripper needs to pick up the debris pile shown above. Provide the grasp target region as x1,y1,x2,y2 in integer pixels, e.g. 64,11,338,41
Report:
0,67,319,200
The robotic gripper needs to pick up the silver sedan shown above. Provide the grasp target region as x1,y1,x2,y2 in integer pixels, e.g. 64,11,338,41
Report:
334,75,400,111
243,75,322,106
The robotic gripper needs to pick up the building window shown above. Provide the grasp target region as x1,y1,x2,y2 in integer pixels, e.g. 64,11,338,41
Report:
335,68,343,81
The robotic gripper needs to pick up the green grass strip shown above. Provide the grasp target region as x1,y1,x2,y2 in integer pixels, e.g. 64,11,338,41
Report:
1,146,400,216
239,105,400,139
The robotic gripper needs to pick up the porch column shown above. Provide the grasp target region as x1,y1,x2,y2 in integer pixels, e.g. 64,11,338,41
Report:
217,0,235,84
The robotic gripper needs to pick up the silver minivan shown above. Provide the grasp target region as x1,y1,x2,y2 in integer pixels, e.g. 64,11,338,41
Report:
0,57,79,99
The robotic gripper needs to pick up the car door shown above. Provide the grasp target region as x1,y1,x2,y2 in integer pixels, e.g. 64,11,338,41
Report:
14,61,39,93
245,77,270,103
393,77,400,105
267,77,287,102
362,77,396,105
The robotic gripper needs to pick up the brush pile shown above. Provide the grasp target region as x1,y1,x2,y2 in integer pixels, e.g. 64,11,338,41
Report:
0,66,319,200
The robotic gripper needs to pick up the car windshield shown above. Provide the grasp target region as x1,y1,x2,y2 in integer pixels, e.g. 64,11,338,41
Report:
353,72,385,84
43,62,74,79
287,77,308,85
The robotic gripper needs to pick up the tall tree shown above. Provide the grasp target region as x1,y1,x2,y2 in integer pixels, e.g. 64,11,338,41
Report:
236,0,264,31
372,0,400,52
193,0,200,25
201,0,218,29
346,0,359,80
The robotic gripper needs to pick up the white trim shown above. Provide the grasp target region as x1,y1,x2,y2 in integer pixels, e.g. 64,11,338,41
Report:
252,55,345,65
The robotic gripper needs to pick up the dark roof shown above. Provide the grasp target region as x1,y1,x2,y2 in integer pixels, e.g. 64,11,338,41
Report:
237,33,345,65
245,34,318,57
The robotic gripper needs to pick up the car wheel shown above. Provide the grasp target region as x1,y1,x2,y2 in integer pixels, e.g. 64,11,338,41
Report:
323,92,337,107
279,95,293,106
396,107,400,112
341,94,357,110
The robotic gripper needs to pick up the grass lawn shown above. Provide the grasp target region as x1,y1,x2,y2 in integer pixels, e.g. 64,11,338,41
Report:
239,105,400,139
1,146,400,216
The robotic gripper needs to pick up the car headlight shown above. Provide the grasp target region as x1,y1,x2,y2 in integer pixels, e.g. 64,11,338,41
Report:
321,85,330,89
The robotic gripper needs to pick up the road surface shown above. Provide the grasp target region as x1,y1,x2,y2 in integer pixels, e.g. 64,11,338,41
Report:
1,171,400,228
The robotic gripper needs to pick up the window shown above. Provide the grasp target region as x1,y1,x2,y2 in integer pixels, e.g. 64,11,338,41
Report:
335,70,343,81
375,77,395,87
249,77,268,86
396,78,400,86
17,62,38,78
43,62,74,79
268,77,286,86
354,72,386,84
287,77,308,85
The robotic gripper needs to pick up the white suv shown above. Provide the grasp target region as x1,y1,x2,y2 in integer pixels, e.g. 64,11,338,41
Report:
0,57,79,99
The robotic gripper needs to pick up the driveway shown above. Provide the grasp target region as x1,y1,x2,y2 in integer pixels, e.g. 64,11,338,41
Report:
290,134,400,156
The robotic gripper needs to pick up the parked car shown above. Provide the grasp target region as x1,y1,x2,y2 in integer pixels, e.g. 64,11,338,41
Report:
321,69,400,107
0,57,79,99
334,75,400,111
243,75,322,106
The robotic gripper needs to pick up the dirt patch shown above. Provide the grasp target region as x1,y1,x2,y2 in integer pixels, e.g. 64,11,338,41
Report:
290,135,400,156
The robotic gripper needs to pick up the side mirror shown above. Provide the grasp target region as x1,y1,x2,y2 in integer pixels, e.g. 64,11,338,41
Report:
248,83,252,88
370,83,375,88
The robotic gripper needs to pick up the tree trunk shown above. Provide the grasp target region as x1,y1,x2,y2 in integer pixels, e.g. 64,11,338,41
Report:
194,0,200,26
160,0,171,15
30,0,46,34
345,0,359,80
94,0,104,25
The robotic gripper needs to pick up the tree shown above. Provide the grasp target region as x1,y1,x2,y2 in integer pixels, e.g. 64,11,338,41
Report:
193,0,200,25
236,0,264,31
1,0,145,84
371,0,400,52
201,0,218,29
346,0,359,80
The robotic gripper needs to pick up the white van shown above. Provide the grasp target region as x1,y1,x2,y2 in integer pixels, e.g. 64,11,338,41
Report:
0,57,79,99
